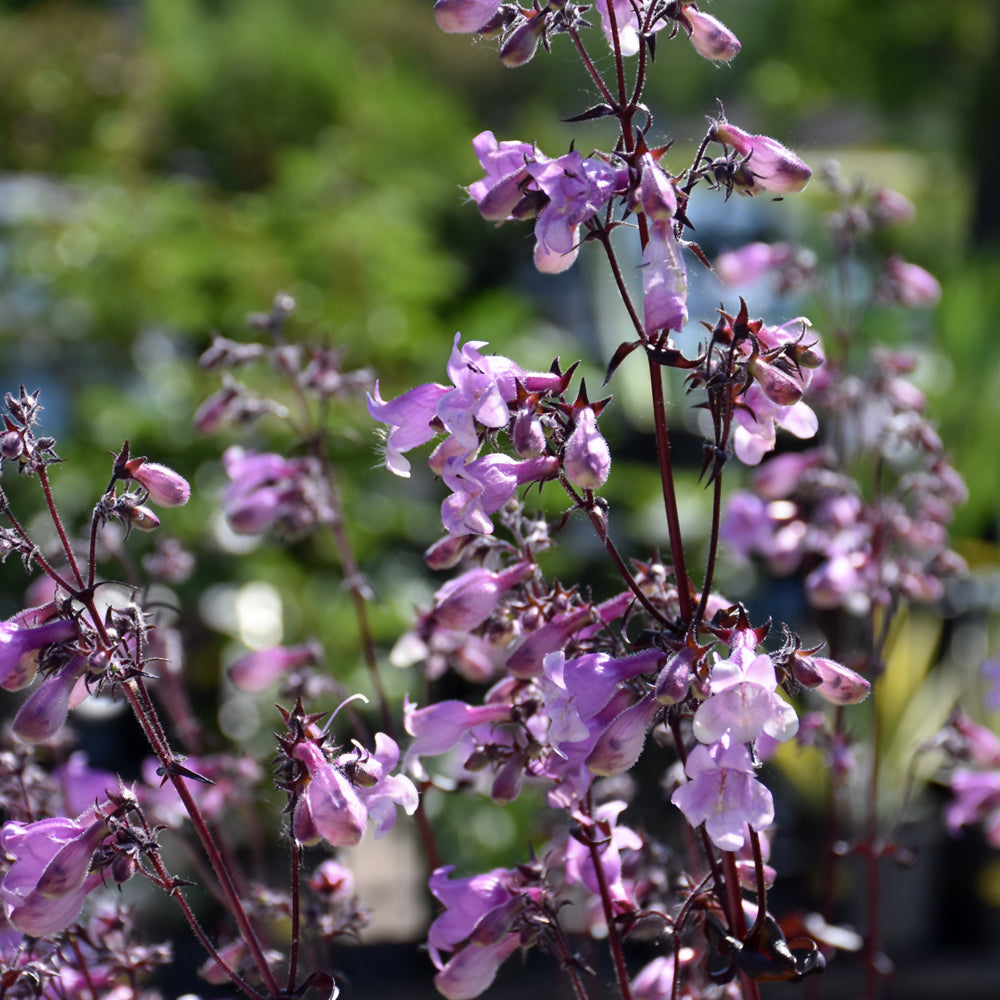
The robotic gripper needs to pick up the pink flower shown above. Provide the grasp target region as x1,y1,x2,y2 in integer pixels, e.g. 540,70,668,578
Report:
685,10,741,62
123,459,191,507
716,241,793,286
1,808,115,936
0,616,77,692
671,741,775,851
227,643,319,691
526,152,622,273
714,121,812,196
882,256,941,308
693,649,798,746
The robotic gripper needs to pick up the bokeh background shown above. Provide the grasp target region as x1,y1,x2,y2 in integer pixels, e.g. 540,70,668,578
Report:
1,0,1000,996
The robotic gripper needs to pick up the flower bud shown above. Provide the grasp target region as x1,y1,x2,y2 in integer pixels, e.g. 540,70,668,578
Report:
500,13,546,67
127,504,161,532
1,431,23,459
512,407,546,458
748,356,804,406
654,648,695,705
686,11,741,62
587,692,660,776
564,408,611,490
13,655,88,743
882,257,941,308
124,459,191,507
714,122,812,195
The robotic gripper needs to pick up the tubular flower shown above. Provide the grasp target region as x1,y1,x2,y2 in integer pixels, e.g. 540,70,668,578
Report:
0,805,118,936
428,865,546,1000
671,741,775,851
291,735,416,848
685,10,741,62
0,616,77,691
713,121,812,196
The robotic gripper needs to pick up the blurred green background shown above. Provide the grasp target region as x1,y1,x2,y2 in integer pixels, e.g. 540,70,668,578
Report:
1,0,1000,967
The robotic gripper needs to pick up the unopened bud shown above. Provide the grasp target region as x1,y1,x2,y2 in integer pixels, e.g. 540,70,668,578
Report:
127,505,161,532
563,408,611,490
500,13,546,68
686,11,741,62
748,356,803,406
0,431,23,460
586,692,660,776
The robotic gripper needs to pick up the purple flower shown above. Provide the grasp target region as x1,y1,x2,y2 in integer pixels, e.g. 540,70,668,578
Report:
642,221,689,333
467,131,542,221
563,407,611,490
733,384,819,465
526,152,622,273
404,697,514,777
431,561,534,631
1,809,114,936
671,741,775,851
0,616,77,692
441,453,558,536
428,866,535,1000
366,381,448,477
221,447,322,535
292,736,416,847
692,648,798,746
13,654,89,743
564,801,642,914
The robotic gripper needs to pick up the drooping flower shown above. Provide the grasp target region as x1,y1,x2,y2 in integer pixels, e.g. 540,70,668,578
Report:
12,654,89,743
0,807,117,936
563,801,643,915
431,561,534,632
671,741,775,851
440,453,559,536
291,735,416,847
428,866,544,1000
0,616,77,691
